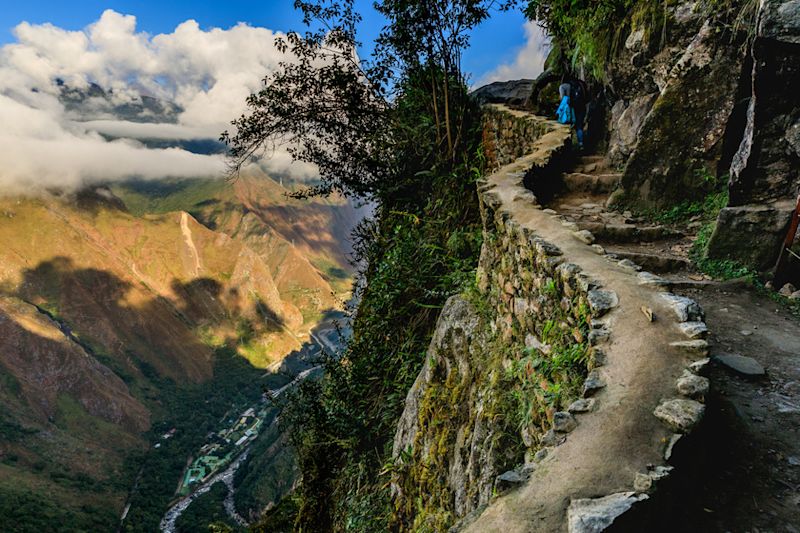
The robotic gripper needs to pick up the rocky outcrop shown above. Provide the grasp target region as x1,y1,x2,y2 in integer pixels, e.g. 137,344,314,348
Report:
471,79,535,107
612,6,747,207
707,0,800,270
607,93,657,167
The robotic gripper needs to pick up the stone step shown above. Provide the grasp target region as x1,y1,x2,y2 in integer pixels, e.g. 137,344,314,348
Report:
606,250,693,273
578,221,683,243
578,155,607,164
563,172,622,194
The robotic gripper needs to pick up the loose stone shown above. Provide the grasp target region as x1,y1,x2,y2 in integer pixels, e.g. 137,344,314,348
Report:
495,469,526,491
660,293,704,322
573,230,596,244
678,321,708,339
633,466,673,493
567,492,648,533
638,271,668,287
669,340,710,356
618,258,641,271
533,447,550,462
714,353,765,377
664,433,682,461
653,399,705,433
590,348,607,367
576,273,599,292
676,370,709,399
553,411,577,433
591,244,606,255
542,208,557,215
568,398,596,413
533,238,563,256
688,358,711,375
583,370,606,397
562,221,580,231
779,282,797,296
587,289,619,316
588,328,610,346
540,428,558,447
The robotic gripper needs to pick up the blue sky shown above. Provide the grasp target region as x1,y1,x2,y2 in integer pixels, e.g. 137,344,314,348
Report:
0,0,534,83
0,2,548,188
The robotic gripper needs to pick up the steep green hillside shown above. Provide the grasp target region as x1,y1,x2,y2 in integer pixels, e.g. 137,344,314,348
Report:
0,172,358,531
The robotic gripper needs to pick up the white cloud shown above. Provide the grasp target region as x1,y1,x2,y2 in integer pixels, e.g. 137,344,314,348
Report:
0,10,316,193
475,21,550,87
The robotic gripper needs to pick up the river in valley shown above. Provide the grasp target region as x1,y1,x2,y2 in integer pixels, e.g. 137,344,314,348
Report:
158,320,346,532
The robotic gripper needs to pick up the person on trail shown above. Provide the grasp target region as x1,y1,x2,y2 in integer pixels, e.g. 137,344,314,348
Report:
570,77,590,151
556,77,574,126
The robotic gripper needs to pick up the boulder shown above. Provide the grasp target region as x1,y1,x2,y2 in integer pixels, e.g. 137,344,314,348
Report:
708,0,800,269
618,18,744,208
471,79,534,106
706,202,795,271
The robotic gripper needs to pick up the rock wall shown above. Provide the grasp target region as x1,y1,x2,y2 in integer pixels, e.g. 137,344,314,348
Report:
707,0,800,271
391,110,591,530
392,106,715,532
607,2,747,208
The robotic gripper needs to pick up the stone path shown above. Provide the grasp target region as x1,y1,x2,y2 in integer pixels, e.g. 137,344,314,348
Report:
461,113,714,532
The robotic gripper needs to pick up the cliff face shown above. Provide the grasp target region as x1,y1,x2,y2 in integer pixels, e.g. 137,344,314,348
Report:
707,0,800,271
601,0,799,272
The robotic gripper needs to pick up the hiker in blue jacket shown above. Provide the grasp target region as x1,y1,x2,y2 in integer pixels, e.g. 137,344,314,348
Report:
556,77,574,126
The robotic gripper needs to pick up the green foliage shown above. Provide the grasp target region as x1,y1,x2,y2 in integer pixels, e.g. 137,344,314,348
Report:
111,178,228,217
229,1,518,530
276,159,484,531
526,0,757,80
252,492,301,533
525,0,674,78
0,487,117,533
651,189,729,226
506,305,590,433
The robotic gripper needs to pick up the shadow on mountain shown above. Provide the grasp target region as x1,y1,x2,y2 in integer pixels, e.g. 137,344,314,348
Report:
12,256,289,383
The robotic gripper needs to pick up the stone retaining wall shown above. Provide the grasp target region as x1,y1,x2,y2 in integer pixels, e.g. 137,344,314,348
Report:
392,105,713,532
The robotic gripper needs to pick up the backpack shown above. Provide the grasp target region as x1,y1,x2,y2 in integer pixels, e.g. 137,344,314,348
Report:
571,80,588,108
556,95,574,125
